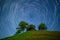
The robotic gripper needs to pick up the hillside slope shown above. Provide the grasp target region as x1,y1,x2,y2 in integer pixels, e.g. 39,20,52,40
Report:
1,31,60,40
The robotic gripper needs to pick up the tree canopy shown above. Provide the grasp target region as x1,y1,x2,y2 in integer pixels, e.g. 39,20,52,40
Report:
38,23,47,30
16,21,28,34
26,24,36,31
18,21,28,31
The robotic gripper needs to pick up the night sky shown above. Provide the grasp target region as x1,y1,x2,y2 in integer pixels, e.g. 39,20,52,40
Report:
0,0,60,39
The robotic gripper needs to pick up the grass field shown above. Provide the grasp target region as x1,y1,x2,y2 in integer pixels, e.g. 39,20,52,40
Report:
1,30,60,40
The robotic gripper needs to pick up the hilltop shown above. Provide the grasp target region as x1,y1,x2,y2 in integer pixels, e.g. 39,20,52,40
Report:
1,31,60,40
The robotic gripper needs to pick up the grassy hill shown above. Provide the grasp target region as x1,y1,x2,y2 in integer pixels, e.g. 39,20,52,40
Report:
1,31,60,40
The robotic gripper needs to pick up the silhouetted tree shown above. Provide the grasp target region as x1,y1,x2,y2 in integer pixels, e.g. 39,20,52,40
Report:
16,21,28,34
19,21,28,31
38,23,47,30
26,24,36,31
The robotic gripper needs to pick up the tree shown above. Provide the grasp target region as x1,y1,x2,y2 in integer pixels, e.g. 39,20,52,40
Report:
16,21,28,34
38,23,47,30
26,24,36,31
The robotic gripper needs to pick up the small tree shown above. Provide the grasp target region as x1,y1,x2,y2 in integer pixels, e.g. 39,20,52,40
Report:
38,23,47,30
26,24,36,31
